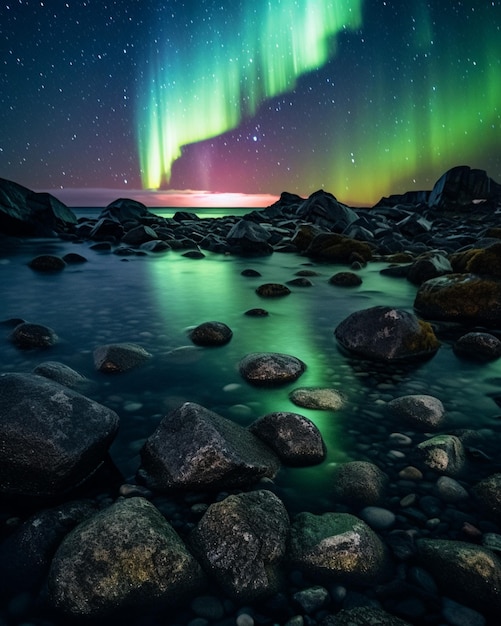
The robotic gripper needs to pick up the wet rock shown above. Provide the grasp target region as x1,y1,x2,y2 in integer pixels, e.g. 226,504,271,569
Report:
435,476,469,503
100,197,150,223
335,306,440,362
414,274,501,328
189,321,233,346
121,224,158,245
0,500,97,597
331,461,389,507
293,586,330,613
9,322,58,349
139,402,280,491
328,271,362,287
359,506,396,530
28,254,67,271
62,252,88,264
304,233,372,263
287,277,313,287
244,308,269,317
416,434,466,476
255,283,291,297
48,497,205,617
388,394,445,430
472,473,501,524
290,223,325,251
289,387,344,411
416,538,501,615
296,189,359,231
227,219,273,255
324,606,412,625
32,361,88,389
453,332,501,361
89,217,124,241
249,412,326,466
407,252,452,285
93,342,152,373
0,372,119,496
239,352,306,386
241,268,262,277
182,249,206,259
190,490,289,602
288,512,389,585
428,165,501,210
450,242,501,278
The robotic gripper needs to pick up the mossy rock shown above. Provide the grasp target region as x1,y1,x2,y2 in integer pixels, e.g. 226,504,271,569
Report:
450,243,501,277
414,273,501,328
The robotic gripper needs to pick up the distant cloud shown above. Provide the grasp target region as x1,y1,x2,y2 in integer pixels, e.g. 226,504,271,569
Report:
41,187,279,208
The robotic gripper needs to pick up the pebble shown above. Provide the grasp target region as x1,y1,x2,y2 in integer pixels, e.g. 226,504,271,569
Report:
292,586,330,614
388,449,406,459
389,432,413,446
359,506,396,529
398,466,423,480
400,493,417,507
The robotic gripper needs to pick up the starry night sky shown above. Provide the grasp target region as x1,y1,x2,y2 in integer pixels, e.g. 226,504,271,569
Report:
1,1,500,207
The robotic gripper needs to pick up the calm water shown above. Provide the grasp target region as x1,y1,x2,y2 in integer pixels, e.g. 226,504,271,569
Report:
1,207,501,513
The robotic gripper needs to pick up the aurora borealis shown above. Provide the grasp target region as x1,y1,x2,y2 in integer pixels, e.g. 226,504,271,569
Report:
1,1,500,207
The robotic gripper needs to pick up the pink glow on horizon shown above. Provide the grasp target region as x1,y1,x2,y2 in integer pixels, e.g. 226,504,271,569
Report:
44,187,280,208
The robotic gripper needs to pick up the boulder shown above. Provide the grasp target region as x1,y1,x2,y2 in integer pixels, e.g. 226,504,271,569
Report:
304,233,372,263
288,512,389,584
416,538,501,614
327,606,412,626
100,198,150,223
239,352,306,386
296,189,359,231
453,332,501,361
290,223,325,251
289,387,344,411
249,412,326,466
331,461,389,507
255,283,291,297
406,252,453,285
9,322,58,349
428,165,501,210
139,402,280,491
89,217,124,241
0,177,77,236
328,271,362,287
32,361,88,389
190,490,289,601
414,274,501,328
121,224,158,245
48,497,205,617
387,395,445,430
226,219,273,255
416,435,466,476
334,306,440,362
450,242,501,278
472,474,501,524
93,342,152,373
0,373,119,496
189,321,233,346
28,254,67,272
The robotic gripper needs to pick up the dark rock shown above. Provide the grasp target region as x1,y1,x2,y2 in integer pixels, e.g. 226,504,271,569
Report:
139,239,171,253
396,213,433,238
89,241,112,251
190,490,289,601
28,254,67,272
93,343,152,373
227,219,273,255
296,190,359,231
48,497,205,617
288,512,389,584
89,217,124,241
100,198,150,223
414,273,501,328
334,306,440,362
331,461,389,507
121,224,158,245
428,165,501,210
249,412,326,466
0,177,77,236
244,308,269,317
325,606,412,626
32,361,88,389
290,223,325,251
189,321,233,346
416,538,501,615
328,271,362,287
239,352,306,386
416,435,466,476
241,268,262,277
182,249,206,259
305,233,372,263
453,332,501,361
387,395,445,430
173,211,201,222
139,402,280,491
450,242,501,278
407,252,453,285
0,372,119,496
255,283,291,297
62,252,88,264
472,474,501,524
0,500,97,597
286,277,313,287
9,322,58,349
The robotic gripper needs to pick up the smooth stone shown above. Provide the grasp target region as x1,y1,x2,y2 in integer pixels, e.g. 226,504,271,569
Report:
388,394,445,429
359,507,396,530
189,321,233,346
9,322,58,349
435,476,469,503
239,352,306,387
93,342,152,373
289,387,344,411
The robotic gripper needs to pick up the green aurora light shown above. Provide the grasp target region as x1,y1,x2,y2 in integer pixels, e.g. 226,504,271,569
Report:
137,0,364,190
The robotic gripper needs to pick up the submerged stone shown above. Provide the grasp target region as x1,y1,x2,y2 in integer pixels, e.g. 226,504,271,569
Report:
388,394,445,430
93,342,152,373
189,321,233,346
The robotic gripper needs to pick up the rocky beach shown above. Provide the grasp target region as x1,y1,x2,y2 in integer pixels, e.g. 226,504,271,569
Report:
1,165,501,626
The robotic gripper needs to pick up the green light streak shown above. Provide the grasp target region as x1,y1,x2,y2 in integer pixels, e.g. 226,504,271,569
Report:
138,0,364,189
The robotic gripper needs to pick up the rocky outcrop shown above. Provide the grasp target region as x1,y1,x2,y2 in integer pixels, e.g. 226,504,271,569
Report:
226,219,273,255
428,165,501,210
335,306,440,362
0,177,77,236
190,490,289,601
249,412,326,466
48,497,205,617
0,373,119,496
139,402,280,491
